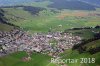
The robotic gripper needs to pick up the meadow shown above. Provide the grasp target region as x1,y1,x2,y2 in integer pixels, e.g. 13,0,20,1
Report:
2,6,100,33
0,52,54,66
0,23,13,31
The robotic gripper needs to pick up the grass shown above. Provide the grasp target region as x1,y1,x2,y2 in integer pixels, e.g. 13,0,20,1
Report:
0,51,54,66
2,6,100,32
84,39,100,51
59,49,100,66
0,50,99,66
65,28,100,40
0,23,13,31
59,38,100,66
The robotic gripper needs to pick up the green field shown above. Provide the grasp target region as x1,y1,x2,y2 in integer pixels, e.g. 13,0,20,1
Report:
0,52,54,66
2,3,100,32
0,23,13,31
59,49,100,66
65,28,100,39
59,39,100,66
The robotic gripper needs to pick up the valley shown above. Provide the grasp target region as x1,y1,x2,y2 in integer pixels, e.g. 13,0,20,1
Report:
0,0,100,66
1,5,100,32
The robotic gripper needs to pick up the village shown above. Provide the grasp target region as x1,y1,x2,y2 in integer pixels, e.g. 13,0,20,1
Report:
0,29,82,57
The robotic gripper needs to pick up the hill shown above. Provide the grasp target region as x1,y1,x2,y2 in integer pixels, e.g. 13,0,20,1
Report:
0,6,100,32
0,32,100,66
0,23,13,31
0,9,15,31
48,0,99,10
0,52,53,66
0,0,44,6
65,27,100,39
59,38,100,66
78,0,100,7
0,0,100,10
0,9,7,23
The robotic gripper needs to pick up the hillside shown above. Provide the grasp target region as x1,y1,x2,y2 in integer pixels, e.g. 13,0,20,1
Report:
59,38,100,66
0,52,52,66
1,6,100,32
0,9,14,31
0,0,44,6
78,0,100,7
0,1,100,32
0,0,100,10
65,27,100,39
0,30,100,66
0,23,13,31
60,50,100,66
0,9,7,23
48,0,98,10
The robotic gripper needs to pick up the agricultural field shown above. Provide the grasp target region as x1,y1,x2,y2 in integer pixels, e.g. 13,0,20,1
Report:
1,0,100,32
2,8,100,32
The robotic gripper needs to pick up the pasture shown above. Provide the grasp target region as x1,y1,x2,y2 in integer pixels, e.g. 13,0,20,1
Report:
3,7,100,32
0,51,54,66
